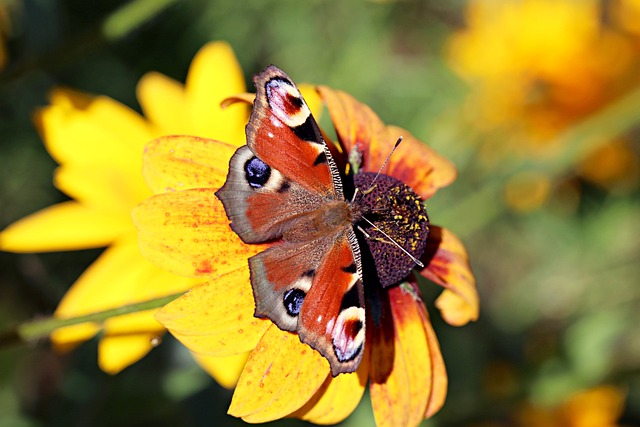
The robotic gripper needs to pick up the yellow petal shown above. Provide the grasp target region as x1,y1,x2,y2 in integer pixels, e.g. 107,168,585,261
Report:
51,237,196,364
292,349,369,424
156,267,269,356
103,310,164,335
36,91,152,169
136,71,190,136
228,324,330,423
99,332,160,374
420,226,479,326
142,135,237,194
191,352,249,390
370,283,440,427
133,188,268,278
185,41,248,145
54,163,150,212
0,201,130,252
48,87,94,110
54,238,194,316
299,84,323,119
50,323,100,353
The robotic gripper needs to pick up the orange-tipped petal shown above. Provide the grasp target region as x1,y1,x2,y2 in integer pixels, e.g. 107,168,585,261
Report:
419,299,448,418
155,267,269,356
137,71,190,136
142,135,237,194
369,283,442,427
317,86,456,200
420,226,479,326
292,347,369,424
133,188,268,278
228,324,330,423
191,352,249,390
384,125,457,200
0,201,130,252
185,42,247,146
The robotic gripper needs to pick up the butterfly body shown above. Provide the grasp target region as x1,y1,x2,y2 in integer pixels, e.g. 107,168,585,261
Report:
216,65,367,375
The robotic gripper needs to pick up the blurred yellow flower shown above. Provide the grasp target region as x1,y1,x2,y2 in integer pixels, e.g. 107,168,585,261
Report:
0,42,250,387
449,0,640,208
611,0,640,36
517,385,626,427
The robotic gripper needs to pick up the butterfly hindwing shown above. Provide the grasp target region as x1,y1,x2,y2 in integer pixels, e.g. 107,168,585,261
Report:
298,229,365,375
249,238,332,332
250,229,365,376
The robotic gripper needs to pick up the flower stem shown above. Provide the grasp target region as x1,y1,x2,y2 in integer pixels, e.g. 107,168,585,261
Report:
0,292,184,348
102,0,179,41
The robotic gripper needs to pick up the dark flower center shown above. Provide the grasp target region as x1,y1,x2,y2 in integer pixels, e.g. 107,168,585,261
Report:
353,172,429,288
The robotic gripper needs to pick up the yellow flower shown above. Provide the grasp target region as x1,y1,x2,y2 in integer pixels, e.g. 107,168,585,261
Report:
517,385,626,427
448,0,640,207
133,69,478,425
450,0,634,141
0,42,250,387
611,0,640,36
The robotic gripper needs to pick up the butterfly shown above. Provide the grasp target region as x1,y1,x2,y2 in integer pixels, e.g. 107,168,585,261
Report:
216,65,405,376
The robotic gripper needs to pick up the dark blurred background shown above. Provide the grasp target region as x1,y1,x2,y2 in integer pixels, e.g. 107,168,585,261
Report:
1,0,639,426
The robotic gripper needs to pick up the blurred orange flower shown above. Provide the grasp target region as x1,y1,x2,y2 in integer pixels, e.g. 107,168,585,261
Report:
448,0,640,208
133,78,478,425
517,385,626,427
0,42,250,387
611,0,640,37
0,4,11,70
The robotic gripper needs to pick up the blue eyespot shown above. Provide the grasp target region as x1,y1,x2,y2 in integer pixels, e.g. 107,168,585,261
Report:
244,156,270,189
283,288,306,317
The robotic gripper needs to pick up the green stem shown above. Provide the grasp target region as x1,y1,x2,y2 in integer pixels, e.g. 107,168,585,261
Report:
0,292,184,348
102,0,179,41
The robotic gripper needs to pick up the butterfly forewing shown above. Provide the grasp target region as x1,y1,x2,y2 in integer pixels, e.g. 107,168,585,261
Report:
247,65,342,198
216,146,325,243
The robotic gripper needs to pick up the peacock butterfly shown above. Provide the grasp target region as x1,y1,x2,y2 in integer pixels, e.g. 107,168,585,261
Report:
216,65,428,376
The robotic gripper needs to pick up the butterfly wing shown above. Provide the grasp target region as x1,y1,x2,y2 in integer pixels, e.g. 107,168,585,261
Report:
216,145,325,243
250,229,365,376
297,229,365,375
216,65,366,375
247,65,342,198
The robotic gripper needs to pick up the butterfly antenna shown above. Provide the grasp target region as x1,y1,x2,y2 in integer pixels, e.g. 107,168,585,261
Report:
360,216,425,268
367,136,403,192
350,136,403,203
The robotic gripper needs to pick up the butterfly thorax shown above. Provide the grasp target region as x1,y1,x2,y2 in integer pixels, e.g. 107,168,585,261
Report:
352,172,430,287
283,198,354,242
